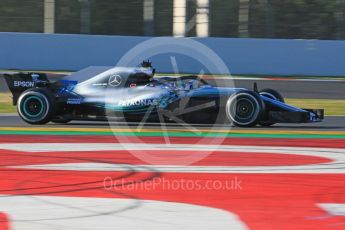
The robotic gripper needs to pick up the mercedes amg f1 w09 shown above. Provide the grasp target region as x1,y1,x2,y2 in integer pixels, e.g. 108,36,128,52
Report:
3,62,324,127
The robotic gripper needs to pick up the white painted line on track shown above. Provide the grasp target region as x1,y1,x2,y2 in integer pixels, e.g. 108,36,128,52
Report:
0,196,249,230
0,113,17,116
2,143,345,173
318,204,345,216
1,143,344,155
11,162,345,174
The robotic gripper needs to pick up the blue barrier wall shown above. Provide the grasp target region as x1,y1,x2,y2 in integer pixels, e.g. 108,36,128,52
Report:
0,32,345,76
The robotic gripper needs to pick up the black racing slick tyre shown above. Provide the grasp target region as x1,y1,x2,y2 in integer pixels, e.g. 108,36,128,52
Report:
17,88,55,125
259,88,285,103
225,91,265,127
259,88,284,127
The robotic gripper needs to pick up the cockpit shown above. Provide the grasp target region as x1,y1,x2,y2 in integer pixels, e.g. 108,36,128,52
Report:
125,60,156,87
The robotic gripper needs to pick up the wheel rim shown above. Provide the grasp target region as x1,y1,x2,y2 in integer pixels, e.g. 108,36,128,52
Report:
234,98,255,120
227,93,260,126
22,96,45,118
18,92,50,123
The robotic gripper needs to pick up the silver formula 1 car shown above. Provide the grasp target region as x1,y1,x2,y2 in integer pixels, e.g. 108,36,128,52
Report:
3,61,324,127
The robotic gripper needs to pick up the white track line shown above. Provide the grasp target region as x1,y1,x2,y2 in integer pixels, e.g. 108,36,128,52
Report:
2,143,345,173
1,143,343,155
0,196,248,230
318,203,345,216
12,162,345,174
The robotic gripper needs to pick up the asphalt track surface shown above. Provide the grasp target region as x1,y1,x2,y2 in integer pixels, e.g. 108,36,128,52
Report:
0,114,344,131
208,78,345,99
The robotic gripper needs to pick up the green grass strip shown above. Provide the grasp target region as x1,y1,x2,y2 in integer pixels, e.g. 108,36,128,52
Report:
0,130,344,139
0,102,16,113
286,99,345,116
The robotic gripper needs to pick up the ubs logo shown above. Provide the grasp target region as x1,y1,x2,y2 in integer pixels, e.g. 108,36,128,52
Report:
108,75,122,87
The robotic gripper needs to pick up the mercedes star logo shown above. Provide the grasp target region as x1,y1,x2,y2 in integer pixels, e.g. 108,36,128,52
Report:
108,75,122,87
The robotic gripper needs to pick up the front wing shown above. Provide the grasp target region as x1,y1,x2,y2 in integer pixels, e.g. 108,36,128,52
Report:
262,96,324,123
268,109,324,123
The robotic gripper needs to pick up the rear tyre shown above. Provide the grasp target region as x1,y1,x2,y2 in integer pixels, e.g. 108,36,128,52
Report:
259,88,284,127
225,91,265,127
17,88,55,125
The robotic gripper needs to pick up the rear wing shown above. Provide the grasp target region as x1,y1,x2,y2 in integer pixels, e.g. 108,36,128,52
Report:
3,72,49,105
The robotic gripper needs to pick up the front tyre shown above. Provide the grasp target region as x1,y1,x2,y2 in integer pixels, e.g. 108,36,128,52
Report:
226,91,265,127
259,88,284,103
17,88,54,125
259,88,285,127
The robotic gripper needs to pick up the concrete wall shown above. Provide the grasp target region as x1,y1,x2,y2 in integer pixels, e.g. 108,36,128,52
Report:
0,32,344,76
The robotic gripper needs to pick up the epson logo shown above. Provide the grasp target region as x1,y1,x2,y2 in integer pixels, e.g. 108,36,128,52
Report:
14,81,35,88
